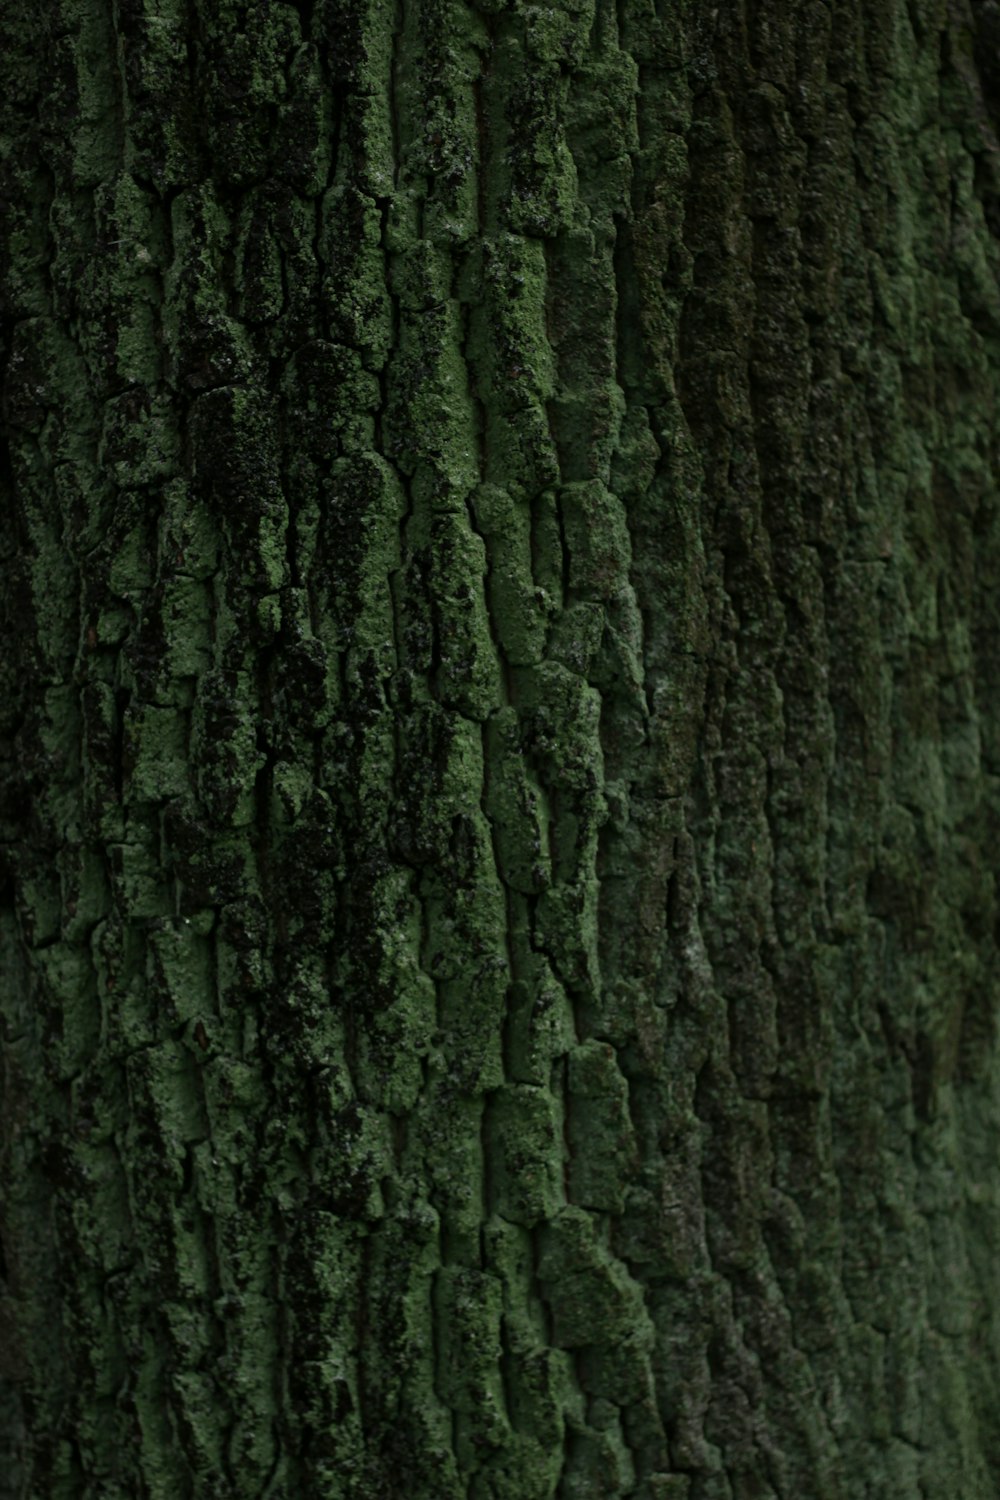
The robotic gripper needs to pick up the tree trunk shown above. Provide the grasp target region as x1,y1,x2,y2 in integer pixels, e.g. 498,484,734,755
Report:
3,0,1000,1495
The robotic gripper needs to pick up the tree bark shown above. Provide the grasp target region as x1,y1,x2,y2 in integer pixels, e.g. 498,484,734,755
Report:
3,0,1000,1495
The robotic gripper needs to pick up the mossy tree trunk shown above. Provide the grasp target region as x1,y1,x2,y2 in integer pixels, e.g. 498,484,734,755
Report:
4,0,1000,1495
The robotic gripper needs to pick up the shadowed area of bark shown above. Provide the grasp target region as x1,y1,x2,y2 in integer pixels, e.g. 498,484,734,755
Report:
2,0,1000,1496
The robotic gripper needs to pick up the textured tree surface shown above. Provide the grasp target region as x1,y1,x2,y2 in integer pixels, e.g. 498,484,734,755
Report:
3,0,1000,1495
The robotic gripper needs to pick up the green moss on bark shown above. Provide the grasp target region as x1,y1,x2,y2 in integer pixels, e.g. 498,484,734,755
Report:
3,0,1000,1495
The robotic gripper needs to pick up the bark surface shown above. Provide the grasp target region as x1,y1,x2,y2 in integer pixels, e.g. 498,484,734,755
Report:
3,0,1000,1496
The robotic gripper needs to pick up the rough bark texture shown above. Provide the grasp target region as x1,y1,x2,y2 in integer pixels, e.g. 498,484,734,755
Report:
3,0,1000,1495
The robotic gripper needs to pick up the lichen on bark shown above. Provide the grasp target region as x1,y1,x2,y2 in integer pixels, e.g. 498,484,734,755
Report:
3,0,1000,1496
